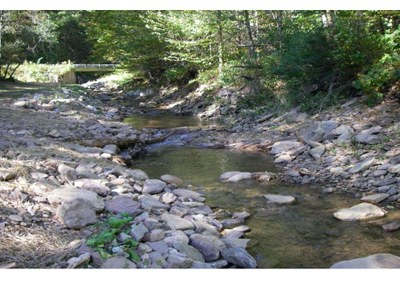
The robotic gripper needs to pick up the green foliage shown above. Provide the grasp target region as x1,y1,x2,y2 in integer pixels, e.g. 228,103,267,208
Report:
86,213,139,261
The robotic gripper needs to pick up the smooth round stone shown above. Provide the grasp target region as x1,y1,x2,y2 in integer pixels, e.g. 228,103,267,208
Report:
264,194,295,204
333,203,385,221
330,253,400,268
142,179,166,194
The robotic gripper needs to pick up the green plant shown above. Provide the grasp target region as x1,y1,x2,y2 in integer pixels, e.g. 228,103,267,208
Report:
86,213,139,261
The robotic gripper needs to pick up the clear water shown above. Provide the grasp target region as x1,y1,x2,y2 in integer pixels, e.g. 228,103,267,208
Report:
135,147,400,268
124,112,213,130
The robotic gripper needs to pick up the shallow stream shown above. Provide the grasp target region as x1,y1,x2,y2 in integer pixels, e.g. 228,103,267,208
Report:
128,113,400,268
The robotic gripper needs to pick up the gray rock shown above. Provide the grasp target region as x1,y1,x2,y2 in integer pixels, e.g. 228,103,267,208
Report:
221,247,257,268
333,203,385,221
270,140,304,155
309,145,325,160
58,163,76,177
330,253,400,268
140,196,169,210
382,221,400,232
47,187,104,212
74,178,110,196
172,189,205,202
355,133,381,144
221,218,245,229
301,121,338,142
130,223,149,242
349,157,376,174
285,112,308,123
388,164,400,174
222,237,250,249
101,257,136,269
160,174,183,185
232,211,251,219
161,213,195,231
332,125,354,141
126,169,149,181
164,230,190,246
361,193,389,204
0,169,15,181
149,229,165,242
160,192,177,204
9,215,23,222
166,249,193,268
374,178,397,187
56,199,97,229
147,241,169,255
142,179,166,194
264,194,295,204
219,171,243,181
67,253,91,268
330,167,344,175
190,233,225,262
105,196,141,216
102,144,120,155
173,241,205,262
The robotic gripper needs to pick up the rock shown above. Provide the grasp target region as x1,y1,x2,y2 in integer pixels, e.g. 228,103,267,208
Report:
309,145,325,160
221,218,245,229
361,193,389,204
332,125,354,141
330,167,344,175
388,164,400,174
160,192,178,204
301,121,338,142
142,179,166,194
105,196,141,216
149,229,165,242
274,154,293,163
47,187,104,212
333,203,385,221
166,249,193,268
270,140,304,155
130,223,149,242
125,169,149,181
9,215,23,222
264,194,295,204
147,241,169,255
74,179,110,196
232,211,251,219
164,230,190,246
330,253,400,268
173,241,205,262
221,247,257,268
172,189,205,202
0,170,15,181
219,171,242,181
160,174,183,185
382,221,400,232
222,237,250,249
140,196,169,210
190,234,225,262
161,213,195,231
355,133,381,144
58,163,76,176
102,144,120,155
349,157,375,174
224,172,252,182
14,100,30,108
101,257,137,269
67,253,91,268
285,112,308,123
56,199,98,229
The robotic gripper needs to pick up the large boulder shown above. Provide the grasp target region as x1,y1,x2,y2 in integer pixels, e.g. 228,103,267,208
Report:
56,198,97,229
173,241,205,263
333,203,385,221
47,187,104,212
330,253,400,268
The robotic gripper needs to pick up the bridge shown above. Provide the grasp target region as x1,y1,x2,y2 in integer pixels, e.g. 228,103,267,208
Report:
56,64,118,83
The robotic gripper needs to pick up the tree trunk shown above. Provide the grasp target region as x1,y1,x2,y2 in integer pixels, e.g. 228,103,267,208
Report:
216,10,224,79
243,10,256,61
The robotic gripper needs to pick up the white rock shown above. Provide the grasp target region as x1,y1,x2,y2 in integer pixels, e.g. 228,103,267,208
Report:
274,154,293,163
48,187,104,212
264,194,295,204
333,203,385,221
330,253,400,268
270,140,304,155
